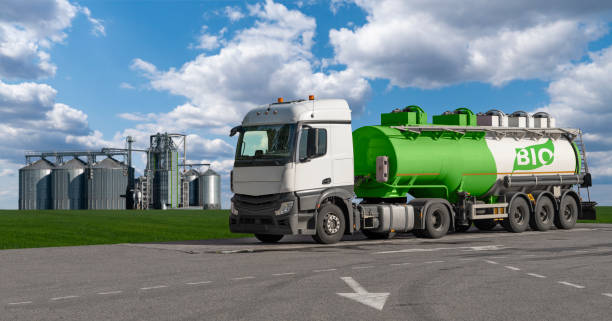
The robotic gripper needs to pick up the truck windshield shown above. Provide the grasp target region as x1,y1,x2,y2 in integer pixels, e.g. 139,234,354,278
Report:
235,124,296,166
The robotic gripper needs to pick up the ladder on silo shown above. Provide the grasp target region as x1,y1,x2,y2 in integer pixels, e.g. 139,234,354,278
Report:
141,176,150,210
575,130,591,202
182,181,189,208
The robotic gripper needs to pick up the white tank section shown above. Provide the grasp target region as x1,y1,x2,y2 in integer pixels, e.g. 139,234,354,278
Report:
485,136,578,182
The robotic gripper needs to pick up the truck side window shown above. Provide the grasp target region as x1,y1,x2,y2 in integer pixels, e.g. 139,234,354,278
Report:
299,128,327,161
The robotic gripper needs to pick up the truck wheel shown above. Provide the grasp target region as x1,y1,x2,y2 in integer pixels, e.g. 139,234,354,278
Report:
362,230,396,239
554,196,578,229
474,219,497,231
254,234,284,243
312,203,345,244
529,197,555,231
424,203,450,238
502,197,530,233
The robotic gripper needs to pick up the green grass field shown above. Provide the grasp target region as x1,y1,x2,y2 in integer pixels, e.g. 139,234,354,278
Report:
0,209,249,250
1,206,610,250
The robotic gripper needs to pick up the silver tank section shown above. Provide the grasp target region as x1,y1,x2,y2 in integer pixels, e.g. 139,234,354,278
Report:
199,168,221,209
19,159,54,210
52,158,87,210
87,157,133,209
183,169,199,206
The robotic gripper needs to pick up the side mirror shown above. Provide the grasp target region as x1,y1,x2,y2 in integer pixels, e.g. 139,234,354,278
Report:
229,125,242,137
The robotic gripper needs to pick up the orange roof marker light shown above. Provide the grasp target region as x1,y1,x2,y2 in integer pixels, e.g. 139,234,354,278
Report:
277,97,284,103
309,95,315,100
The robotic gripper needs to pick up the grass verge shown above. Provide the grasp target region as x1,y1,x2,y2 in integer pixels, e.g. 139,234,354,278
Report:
0,209,249,250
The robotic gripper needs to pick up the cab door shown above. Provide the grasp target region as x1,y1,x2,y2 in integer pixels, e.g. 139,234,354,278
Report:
294,124,333,192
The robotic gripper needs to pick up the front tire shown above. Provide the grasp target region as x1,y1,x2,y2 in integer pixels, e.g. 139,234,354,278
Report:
554,196,578,229
254,234,283,243
502,197,530,233
423,203,450,238
530,196,555,231
312,203,345,244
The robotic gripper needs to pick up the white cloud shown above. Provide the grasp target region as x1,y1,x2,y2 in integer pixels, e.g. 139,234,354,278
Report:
193,26,221,50
536,45,612,182
224,6,245,22
0,0,105,80
132,0,370,134
79,5,105,36
329,0,611,88
119,82,134,89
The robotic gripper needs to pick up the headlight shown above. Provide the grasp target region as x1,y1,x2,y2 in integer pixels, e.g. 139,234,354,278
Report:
274,201,294,215
231,202,238,215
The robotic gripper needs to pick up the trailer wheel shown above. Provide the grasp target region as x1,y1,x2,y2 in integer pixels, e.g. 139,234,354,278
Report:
254,234,284,243
312,203,345,244
362,230,396,239
554,196,578,229
502,197,530,233
474,219,497,231
530,197,555,231
424,203,450,238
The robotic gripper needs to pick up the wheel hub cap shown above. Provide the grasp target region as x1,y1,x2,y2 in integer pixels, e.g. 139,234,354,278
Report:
324,213,340,235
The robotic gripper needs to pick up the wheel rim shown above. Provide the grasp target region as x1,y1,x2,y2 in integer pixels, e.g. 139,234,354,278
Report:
324,213,341,235
539,205,550,222
563,205,573,220
431,210,442,229
514,206,524,223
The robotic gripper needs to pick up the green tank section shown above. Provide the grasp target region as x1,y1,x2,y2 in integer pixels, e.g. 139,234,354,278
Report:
353,126,497,202
354,106,498,203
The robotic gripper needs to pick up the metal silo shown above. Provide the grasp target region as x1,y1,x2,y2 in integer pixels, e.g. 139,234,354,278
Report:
19,159,54,210
87,157,133,209
147,133,182,209
52,158,87,210
199,168,221,209
183,169,199,206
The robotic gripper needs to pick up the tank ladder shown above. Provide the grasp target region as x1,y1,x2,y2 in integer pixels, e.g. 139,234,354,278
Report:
575,130,591,202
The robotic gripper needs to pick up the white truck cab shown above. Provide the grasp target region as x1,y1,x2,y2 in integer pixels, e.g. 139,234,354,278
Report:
229,97,355,243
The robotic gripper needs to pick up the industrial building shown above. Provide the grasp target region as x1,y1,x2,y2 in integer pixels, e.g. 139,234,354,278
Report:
18,133,221,210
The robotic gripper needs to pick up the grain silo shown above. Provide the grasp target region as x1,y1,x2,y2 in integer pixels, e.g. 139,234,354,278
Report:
18,159,54,210
87,157,133,209
148,133,182,209
183,169,199,207
199,168,221,209
52,158,87,210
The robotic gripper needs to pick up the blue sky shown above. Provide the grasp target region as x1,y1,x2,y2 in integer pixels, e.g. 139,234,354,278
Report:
2,0,612,208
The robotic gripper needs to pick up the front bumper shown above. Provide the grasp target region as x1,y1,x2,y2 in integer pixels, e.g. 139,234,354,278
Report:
229,193,315,235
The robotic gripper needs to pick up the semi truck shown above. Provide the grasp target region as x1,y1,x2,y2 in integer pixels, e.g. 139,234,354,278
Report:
229,97,596,244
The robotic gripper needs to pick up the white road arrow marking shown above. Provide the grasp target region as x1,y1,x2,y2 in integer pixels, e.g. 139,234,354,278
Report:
337,277,390,311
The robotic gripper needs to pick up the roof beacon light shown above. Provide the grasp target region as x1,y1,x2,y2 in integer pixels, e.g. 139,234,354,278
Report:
309,95,315,101
277,97,284,103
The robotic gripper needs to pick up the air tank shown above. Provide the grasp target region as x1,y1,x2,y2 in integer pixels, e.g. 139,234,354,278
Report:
353,108,579,202
52,158,87,209
199,168,221,209
87,157,133,209
19,159,54,210
183,169,199,206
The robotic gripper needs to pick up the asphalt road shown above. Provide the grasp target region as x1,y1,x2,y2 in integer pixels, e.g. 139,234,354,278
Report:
2,224,612,321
